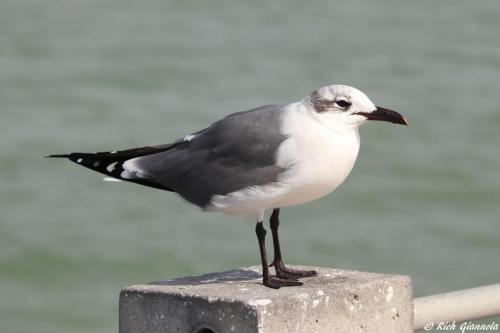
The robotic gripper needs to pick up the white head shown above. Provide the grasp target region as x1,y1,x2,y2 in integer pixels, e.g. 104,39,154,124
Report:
303,85,407,130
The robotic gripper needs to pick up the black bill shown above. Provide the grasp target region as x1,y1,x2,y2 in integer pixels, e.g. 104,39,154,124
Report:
356,107,408,126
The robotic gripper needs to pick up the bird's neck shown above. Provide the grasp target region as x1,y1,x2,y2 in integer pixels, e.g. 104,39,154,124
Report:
278,103,361,168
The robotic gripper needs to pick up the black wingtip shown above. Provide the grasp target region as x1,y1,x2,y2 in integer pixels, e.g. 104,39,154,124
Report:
45,154,70,158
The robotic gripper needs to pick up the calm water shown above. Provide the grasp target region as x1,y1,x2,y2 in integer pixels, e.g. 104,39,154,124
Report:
1,1,500,332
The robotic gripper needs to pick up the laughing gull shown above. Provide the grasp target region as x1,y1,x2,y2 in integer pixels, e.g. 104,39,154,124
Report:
48,84,407,288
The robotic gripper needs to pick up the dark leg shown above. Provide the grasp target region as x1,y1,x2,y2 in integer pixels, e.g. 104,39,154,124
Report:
255,220,302,288
270,208,317,279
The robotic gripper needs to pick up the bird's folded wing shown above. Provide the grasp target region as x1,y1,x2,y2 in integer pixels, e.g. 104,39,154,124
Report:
127,105,289,207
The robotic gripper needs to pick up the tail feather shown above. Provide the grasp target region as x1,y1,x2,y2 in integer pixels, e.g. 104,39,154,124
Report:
46,143,186,192
46,154,70,158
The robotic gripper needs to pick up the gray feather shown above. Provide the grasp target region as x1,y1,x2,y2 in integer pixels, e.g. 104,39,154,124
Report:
131,105,287,207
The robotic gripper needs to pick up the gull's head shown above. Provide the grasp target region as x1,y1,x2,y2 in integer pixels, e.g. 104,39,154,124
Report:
304,85,407,129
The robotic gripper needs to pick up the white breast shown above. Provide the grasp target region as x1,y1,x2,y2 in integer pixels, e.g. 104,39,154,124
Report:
207,103,360,216
272,103,360,205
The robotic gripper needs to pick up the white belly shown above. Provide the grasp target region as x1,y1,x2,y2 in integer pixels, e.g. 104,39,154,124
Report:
207,105,361,216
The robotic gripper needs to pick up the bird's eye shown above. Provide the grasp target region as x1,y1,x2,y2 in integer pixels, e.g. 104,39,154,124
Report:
335,99,351,109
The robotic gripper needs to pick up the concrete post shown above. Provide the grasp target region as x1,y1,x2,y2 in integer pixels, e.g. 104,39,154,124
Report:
120,266,413,333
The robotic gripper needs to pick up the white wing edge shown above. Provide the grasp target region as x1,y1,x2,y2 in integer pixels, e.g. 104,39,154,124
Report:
103,177,123,182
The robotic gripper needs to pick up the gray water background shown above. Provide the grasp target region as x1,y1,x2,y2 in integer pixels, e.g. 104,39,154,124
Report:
1,0,500,332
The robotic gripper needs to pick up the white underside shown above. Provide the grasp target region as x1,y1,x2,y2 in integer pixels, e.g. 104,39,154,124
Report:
206,102,361,217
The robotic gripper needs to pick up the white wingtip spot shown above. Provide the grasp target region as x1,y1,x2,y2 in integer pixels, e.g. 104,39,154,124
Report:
110,151,117,154
77,158,83,163
122,157,148,179
106,162,118,173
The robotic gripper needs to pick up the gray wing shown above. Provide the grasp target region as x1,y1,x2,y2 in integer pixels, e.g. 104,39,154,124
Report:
129,105,288,207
